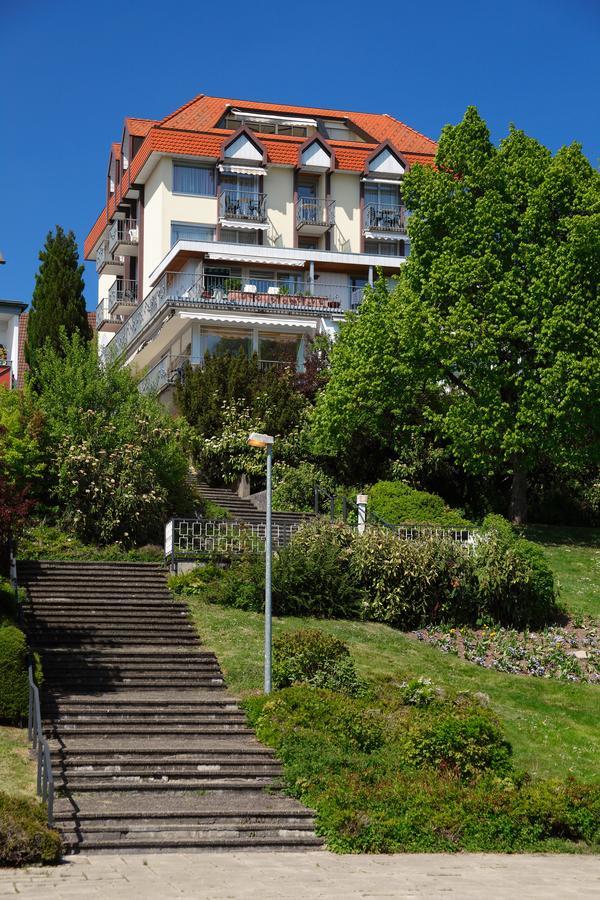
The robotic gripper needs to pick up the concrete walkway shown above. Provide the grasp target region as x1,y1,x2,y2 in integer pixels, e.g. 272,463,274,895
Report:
1,852,599,899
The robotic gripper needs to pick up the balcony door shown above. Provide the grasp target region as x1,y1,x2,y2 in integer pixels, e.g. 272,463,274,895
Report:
221,173,260,221
298,178,319,224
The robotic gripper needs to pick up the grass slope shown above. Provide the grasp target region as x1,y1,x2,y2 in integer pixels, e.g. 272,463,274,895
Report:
186,598,600,783
527,526,600,620
0,727,36,798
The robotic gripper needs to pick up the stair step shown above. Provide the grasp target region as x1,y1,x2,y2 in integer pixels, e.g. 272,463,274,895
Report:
60,778,277,791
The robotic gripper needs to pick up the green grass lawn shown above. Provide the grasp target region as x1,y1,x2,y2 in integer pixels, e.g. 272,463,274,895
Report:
0,726,36,798
185,597,600,783
527,525,600,620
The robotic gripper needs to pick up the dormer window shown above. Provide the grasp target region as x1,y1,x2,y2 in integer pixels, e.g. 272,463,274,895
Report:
221,110,317,138
323,120,366,142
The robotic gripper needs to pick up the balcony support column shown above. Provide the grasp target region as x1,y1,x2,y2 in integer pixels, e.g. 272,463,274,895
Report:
191,324,202,368
368,266,374,286
309,260,315,293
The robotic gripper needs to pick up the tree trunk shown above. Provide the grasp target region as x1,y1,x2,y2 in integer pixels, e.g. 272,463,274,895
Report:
509,461,528,525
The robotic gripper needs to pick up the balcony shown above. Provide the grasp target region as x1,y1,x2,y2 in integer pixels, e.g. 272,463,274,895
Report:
219,191,267,225
102,271,356,363
296,197,334,233
363,204,407,234
96,240,124,275
96,297,125,333
108,279,139,315
108,218,139,256
139,354,297,396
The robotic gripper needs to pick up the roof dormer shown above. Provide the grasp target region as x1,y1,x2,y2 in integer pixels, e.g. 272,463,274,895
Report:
220,126,267,165
298,136,335,173
363,140,408,180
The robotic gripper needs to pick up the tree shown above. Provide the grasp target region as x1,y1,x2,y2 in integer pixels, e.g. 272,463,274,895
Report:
25,226,91,371
403,107,600,522
31,333,191,545
312,108,600,522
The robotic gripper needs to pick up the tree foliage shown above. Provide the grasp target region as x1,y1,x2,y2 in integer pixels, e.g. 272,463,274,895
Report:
25,226,91,372
29,333,190,545
312,108,600,521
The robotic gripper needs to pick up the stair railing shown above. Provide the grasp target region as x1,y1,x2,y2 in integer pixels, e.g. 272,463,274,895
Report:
27,664,54,826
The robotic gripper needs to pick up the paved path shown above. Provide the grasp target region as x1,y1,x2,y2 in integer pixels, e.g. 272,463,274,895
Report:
1,852,599,899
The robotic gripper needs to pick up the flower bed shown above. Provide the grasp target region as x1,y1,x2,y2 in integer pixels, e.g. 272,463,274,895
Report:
413,621,600,684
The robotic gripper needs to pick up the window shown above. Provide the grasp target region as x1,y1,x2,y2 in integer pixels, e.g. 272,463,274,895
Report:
365,182,401,207
220,229,259,245
173,163,215,196
365,239,405,256
323,121,366,143
170,223,215,246
223,115,310,138
204,329,252,359
298,236,320,250
259,334,300,368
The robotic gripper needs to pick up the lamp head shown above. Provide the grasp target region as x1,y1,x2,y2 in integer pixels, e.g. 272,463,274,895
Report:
247,432,274,448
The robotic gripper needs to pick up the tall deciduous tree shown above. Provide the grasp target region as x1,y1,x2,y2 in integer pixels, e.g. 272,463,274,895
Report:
312,108,600,522
25,226,91,371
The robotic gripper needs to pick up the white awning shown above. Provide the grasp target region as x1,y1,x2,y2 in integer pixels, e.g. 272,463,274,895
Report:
220,220,270,232
178,311,317,333
363,231,403,241
206,252,306,266
230,109,318,127
361,177,404,185
218,164,268,176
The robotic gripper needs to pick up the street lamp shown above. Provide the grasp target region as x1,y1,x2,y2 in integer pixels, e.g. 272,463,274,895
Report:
247,432,275,693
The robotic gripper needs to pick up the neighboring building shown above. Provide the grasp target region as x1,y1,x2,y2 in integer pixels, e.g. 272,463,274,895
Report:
0,300,27,389
15,312,97,389
84,94,436,404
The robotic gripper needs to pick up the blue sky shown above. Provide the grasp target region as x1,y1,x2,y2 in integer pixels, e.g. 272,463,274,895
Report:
1,0,598,309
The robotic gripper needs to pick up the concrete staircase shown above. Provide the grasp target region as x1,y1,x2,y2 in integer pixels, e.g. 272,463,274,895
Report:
19,560,321,853
191,476,312,539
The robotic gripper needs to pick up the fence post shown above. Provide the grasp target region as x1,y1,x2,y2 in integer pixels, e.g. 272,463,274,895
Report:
329,495,335,523
356,494,368,535
313,486,319,516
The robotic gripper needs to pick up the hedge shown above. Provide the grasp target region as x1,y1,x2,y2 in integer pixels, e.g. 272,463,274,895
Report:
0,792,62,866
0,625,29,723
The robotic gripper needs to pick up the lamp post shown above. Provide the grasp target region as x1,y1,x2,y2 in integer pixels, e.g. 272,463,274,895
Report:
247,432,275,693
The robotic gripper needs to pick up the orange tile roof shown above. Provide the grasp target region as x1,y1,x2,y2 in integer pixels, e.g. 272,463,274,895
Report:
85,93,437,258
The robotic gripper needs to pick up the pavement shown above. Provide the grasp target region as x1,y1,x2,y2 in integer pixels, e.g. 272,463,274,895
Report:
1,852,600,899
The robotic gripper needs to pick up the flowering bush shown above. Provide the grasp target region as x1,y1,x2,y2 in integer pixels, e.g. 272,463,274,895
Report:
30,334,190,546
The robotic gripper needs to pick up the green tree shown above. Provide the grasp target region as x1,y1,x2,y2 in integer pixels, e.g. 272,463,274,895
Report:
31,333,191,545
25,226,91,371
313,108,600,522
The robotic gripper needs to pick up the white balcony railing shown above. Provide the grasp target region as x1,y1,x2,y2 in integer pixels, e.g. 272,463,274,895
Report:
96,240,124,274
108,279,139,312
139,354,300,395
102,272,363,362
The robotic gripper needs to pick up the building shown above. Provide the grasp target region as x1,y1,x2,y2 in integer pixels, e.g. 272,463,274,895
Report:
15,312,97,389
0,300,27,389
84,94,436,404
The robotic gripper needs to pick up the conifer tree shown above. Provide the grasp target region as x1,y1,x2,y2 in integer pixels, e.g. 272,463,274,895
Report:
25,226,91,371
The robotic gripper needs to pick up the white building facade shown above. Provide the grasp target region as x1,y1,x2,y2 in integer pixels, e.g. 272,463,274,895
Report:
84,95,436,405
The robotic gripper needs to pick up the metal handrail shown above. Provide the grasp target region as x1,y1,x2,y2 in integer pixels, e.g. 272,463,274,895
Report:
296,197,335,227
109,218,139,252
364,204,407,233
108,279,138,309
27,665,54,825
219,191,267,223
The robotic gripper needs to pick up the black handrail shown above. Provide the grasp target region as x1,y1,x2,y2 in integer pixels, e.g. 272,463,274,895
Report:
28,665,54,826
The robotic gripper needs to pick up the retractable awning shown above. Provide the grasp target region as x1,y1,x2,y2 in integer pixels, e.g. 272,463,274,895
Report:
218,164,268,176
206,251,306,266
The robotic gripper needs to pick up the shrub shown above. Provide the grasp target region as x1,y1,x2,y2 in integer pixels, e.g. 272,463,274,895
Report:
272,462,337,513
367,481,471,527
474,515,558,627
273,629,365,696
0,792,62,866
352,527,478,628
405,710,513,779
0,625,28,722
170,557,265,611
18,522,163,562
272,520,359,618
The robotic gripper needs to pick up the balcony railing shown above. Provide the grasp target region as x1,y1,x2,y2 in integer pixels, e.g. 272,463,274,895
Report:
108,218,139,253
219,191,267,223
102,272,361,362
96,240,124,274
296,197,335,229
96,297,125,331
364,204,406,233
108,279,139,313
139,354,298,395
